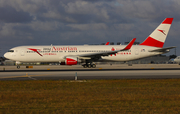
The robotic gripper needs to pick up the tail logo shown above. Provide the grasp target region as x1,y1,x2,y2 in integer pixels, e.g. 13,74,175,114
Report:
111,47,116,56
158,29,166,35
111,47,115,51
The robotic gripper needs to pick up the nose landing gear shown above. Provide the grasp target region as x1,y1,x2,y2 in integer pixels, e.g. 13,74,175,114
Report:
17,65,20,69
16,61,21,69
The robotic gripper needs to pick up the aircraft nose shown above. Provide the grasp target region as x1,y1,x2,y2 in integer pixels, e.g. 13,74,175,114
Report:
4,52,10,59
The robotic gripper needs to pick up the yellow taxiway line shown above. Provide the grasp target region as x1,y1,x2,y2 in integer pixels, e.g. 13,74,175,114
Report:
0,74,50,79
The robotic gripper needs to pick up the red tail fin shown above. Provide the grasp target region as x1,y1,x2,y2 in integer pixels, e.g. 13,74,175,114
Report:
140,18,173,48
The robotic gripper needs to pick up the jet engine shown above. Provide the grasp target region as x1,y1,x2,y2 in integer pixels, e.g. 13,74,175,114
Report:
60,57,81,65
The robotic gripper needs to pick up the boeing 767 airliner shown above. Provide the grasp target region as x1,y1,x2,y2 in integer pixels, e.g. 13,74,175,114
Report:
4,18,175,68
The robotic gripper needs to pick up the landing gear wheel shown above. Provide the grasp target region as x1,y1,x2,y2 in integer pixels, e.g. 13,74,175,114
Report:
83,63,96,68
17,65,20,69
92,64,96,68
83,64,87,68
88,64,91,68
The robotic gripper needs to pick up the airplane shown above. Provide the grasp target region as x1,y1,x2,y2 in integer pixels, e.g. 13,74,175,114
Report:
172,56,180,64
4,18,175,68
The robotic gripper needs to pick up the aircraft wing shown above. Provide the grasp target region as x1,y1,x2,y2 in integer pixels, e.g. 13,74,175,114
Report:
149,46,176,52
77,38,136,59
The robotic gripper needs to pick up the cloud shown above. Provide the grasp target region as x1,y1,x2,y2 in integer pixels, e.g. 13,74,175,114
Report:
0,6,33,23
116,0,180,21
67,23,108,31
63,1,110,23
0,0,180,56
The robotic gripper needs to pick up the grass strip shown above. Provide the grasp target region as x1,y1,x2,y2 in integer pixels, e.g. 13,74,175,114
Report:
0,79,180,113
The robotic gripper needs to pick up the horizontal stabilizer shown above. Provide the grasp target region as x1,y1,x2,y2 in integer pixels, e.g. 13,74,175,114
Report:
149,46,176,52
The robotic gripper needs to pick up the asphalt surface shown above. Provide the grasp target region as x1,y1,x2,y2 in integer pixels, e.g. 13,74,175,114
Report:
0,64,180,80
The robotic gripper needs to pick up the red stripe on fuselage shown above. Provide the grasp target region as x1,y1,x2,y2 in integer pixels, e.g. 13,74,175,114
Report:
162,18,173,24
28,48,43,56
139,36,164,48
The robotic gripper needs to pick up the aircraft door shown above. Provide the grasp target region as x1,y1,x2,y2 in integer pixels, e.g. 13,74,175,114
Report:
21,50,25,56
19,49,27,61
135,48,139,55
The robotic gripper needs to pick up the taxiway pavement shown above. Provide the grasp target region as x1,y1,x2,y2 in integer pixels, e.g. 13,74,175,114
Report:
0,64,180,80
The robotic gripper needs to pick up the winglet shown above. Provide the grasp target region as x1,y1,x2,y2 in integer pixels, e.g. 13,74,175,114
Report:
123,38,136,50
105,42,110,45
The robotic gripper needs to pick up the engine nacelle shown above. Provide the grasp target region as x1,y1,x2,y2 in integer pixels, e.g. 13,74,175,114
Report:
60,57,80,65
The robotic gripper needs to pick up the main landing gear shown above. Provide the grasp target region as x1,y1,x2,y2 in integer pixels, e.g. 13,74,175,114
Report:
82,63,96,68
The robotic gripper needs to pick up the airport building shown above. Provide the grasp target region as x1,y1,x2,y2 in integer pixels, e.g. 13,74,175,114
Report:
131,55,170,64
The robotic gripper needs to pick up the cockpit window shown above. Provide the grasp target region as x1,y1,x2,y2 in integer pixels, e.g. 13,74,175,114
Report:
8,50,14,52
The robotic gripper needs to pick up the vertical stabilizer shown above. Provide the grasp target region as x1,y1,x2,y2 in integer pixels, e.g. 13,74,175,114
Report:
140,18,173,48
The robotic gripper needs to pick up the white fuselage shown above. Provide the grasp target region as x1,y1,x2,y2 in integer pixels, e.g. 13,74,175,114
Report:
4,45,164,63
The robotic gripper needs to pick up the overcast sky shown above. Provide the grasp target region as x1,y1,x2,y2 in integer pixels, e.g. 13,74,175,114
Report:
0,0,180,56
